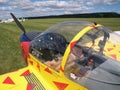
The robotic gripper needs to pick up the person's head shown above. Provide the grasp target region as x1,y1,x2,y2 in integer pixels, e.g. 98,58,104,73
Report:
71,45,83,59
29,32,68,61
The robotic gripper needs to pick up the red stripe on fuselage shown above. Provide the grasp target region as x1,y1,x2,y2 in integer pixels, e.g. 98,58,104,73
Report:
20,41,30,64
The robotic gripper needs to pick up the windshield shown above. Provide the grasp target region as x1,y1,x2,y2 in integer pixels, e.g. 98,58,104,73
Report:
43,21,93,42
64,26,120,90
29,21,93,71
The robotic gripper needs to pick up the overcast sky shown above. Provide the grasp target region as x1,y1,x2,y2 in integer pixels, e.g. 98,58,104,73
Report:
0,0,120,20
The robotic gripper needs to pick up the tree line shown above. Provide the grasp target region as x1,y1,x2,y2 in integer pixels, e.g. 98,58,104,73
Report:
25,12,120,19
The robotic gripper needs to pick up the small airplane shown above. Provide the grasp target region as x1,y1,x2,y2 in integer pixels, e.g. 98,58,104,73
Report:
0,13,120,90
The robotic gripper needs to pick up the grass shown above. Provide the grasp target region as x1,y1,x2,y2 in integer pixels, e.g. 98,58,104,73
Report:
0,18,120,74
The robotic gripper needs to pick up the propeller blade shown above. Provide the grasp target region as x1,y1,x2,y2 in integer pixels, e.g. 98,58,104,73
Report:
10,13,26,34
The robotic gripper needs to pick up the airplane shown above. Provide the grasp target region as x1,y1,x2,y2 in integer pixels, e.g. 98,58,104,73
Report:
0,13,120,90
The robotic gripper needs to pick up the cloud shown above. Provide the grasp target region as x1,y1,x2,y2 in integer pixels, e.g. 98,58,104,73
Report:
0,0,8,4
32,0,93,15
104,0,120,5
9,0,34,10
90,0,120,5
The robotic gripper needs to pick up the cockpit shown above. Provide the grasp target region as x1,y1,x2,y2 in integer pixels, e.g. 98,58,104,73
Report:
29,21,120,90
29,21,94,71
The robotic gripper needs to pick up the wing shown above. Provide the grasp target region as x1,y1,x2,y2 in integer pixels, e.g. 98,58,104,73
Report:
0,66,45,90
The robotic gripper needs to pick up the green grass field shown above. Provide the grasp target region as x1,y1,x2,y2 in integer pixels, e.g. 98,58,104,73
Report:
0,18,120,74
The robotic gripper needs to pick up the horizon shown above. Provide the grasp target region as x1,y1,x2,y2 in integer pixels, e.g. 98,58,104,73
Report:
0,0,120,20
